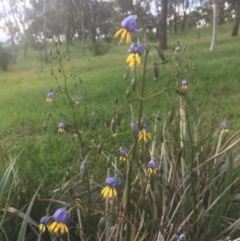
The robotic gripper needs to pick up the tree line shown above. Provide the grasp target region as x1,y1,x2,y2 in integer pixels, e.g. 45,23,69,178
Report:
0,0,239,64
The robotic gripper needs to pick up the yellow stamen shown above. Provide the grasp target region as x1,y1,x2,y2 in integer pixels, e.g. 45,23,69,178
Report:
113,188,117,197
126,32,132,44
114,28,124,38
109,188,113,198
49,221,57,232
39,224,46,232
120,29,127,41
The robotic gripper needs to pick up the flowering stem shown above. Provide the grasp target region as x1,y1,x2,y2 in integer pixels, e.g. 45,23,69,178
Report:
124,47,150,240
138,47,149,124
57,52,84,153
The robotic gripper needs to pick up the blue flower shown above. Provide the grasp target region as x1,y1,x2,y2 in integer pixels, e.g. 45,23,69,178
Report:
221,122,229,133
126,42,145,67
38,216,49,232
147,159,158,175
181,80,188,90
177,233,186,241
128,42,144,55
46,92,54,102
119,146,128,161
138,122,151,143
58,122,65,133
72,96,82,105
114,15,137,44
105,177,120,187
101,177,120,198
49,208,69,234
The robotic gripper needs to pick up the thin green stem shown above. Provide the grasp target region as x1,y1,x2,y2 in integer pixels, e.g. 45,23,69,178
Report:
58,57,84,150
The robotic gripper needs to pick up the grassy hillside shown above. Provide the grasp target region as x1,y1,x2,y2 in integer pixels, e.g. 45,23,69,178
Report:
0,23,239,136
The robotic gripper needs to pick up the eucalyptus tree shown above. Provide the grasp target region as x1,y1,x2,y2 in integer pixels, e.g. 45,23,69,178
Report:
159,0,168,49
1,0,31,59
231,0,240,36
210,0,218,51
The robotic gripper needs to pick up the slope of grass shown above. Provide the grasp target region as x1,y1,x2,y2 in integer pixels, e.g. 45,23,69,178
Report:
0,24,239,136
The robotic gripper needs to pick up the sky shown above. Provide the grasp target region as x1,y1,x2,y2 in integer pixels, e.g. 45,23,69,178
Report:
0,31,9,42
0,0,31,42
0,1,9,42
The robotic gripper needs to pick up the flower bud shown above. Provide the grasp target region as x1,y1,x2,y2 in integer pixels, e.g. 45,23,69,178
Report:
131,121,139,139
126,89,131,99
153,62,159,81
167,109,174,124
111,118,117,134
123,69,129,80
131,77,138,91
79,161,87,181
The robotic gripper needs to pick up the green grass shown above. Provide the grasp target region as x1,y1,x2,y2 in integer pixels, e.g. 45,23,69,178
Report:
0,24,239,136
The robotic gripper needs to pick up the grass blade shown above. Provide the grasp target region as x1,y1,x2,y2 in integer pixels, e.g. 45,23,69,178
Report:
17,176,46,241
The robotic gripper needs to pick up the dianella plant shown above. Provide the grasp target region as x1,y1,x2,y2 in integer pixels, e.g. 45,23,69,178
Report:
3,15,240,241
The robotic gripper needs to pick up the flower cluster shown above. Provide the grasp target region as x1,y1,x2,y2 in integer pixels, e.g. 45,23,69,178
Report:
114,15,144,68
101,177,120,199
39,208,69,234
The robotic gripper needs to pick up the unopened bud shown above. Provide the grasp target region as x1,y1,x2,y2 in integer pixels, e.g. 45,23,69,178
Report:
79,161,87,181
131,121,139,139
153,62,159,81
111,118,117,134
167,109,174,124
97,143,103,154
126,89,131,99
123,69,129,80
131,77,138,91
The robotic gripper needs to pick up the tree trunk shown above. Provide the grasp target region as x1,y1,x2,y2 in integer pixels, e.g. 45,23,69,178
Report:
218,1,225,25
181,0,189,32
70,0,85,51
181,11,187,31
210,3,217,51
159,0,168,50
173,10,178,33
232,0,240,37
43,0,48,64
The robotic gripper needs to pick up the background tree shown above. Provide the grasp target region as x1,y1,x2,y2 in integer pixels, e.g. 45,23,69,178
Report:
1,0,31,60
158,0,168,49
210,1,218,51
231,0,240,36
